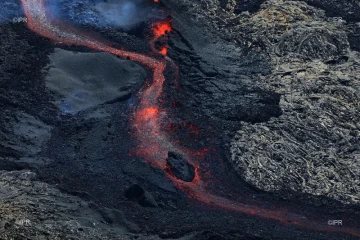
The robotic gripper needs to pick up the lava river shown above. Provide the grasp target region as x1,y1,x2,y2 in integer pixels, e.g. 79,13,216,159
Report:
20,0,360,238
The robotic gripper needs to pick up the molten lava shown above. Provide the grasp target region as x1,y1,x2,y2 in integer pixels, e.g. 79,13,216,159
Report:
160,46,168,55
152,20,172,37
149,18,172,54
20,0,360,238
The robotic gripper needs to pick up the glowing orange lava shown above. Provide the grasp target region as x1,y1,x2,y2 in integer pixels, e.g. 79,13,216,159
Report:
149,18,172,54
160,46,168,55
20,0,360,238
152,20,172,37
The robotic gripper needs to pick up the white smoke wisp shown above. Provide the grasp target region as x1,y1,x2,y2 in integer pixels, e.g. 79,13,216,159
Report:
0,1,24,24
94,0,155,29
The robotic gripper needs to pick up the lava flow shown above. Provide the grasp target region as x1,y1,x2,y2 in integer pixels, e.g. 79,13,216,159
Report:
20,0,360,238
149,19,172,55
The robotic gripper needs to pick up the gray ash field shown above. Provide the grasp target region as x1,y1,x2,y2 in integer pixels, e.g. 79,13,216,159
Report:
0,0,360,239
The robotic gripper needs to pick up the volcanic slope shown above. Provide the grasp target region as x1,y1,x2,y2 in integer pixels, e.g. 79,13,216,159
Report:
1,0,360,239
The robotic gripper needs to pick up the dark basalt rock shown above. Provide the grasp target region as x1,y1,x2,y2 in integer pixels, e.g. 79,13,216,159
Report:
125,184,158,208
348,23,360,52
302,0,360,22
166,151,195,182
234,0,267,14
46,48,146,114
125,184,145,199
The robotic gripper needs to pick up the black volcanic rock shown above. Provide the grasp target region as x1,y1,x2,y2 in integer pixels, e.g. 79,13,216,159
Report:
234,0,267,14
46,48,146,114
125,184,145,199
302,0,360,22
125,184,158,208
166,151,195,182
165,1,282,127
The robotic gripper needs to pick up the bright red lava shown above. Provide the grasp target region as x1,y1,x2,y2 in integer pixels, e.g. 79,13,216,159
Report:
149,18,172,54
152,20,172,37
20,0,360,238
159,47,168,55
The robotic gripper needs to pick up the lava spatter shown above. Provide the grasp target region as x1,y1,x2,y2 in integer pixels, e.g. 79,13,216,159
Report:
19,0,360,238
159,46,168,55
152,20,172,37
149,18,172,55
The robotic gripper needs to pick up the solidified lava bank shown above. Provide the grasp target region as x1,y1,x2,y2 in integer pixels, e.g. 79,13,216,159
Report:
0,0,360,239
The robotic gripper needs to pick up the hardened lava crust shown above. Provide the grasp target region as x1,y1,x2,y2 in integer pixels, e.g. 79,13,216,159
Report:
0,0,360,240
216,0,360,204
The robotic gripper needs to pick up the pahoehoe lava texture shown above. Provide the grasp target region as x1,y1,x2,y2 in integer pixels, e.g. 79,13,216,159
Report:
221,0,360,204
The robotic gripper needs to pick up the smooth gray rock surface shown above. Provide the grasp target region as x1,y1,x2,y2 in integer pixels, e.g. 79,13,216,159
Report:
46,48,146,114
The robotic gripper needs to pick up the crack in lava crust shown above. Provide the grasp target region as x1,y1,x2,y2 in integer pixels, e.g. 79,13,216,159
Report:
20,0,360,237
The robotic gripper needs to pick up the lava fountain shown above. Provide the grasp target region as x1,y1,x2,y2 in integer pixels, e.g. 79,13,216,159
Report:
20,0,360,237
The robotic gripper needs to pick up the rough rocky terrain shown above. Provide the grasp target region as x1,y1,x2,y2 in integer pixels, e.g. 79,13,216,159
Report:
224,0,360,204
0,170,131,240
160,0,360,204
1,0,360,239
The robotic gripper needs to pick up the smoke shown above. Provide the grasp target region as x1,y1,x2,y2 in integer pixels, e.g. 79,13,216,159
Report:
42,0,161,30
0,0,164,30
0,1,24,24
46,0,68,19
94,0,155,29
